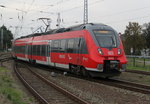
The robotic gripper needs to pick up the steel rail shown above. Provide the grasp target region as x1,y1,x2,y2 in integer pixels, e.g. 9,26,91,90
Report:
126,70,150,75
26,65,90,104
110,79,150,94
0,57,12,66
27,61,150,95
0,52,11,58
0,57,12,61
14,62,50,104
95,78,150,94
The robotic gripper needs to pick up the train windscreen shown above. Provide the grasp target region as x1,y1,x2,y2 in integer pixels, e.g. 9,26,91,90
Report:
93,30,119,48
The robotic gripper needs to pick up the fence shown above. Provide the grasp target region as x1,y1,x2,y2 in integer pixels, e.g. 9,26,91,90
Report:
126,55,150,71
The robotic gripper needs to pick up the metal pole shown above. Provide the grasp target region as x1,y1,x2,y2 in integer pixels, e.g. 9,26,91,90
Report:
84,0,88,24
57,13,61,29
1,28,3,50
143,57,145,67
133,56,135,67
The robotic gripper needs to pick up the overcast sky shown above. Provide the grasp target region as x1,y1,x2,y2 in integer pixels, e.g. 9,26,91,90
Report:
0,0,150,38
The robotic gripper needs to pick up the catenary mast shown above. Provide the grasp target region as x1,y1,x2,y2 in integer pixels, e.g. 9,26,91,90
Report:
84,0,88,24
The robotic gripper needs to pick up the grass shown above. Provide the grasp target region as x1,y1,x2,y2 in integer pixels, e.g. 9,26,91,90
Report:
127,57,150,71
0,67,32,104
127,66,150,71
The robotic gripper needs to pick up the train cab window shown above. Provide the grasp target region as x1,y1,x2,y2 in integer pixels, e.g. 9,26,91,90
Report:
60,39,66,53
93,30,119,48
67,39,74,53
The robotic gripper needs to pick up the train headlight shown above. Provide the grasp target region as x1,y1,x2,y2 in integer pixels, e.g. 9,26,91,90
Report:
118,48,121,55
98,48,103,55
97,64,103,72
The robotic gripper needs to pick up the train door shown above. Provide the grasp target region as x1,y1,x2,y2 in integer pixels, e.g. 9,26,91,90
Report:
67,38,75,64
25,44,28,61
75,37,82,65
80,37,88,65
46,40,53,66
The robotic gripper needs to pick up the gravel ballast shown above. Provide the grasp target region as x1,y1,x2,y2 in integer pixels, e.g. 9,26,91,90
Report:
33,66,150,104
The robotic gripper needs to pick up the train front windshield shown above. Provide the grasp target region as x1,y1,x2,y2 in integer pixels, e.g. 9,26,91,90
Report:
93,30,119,48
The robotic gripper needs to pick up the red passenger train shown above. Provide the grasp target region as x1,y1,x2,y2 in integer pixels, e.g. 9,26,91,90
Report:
12,23,127,77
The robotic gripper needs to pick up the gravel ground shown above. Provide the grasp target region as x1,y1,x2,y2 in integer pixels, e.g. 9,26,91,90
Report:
32,66,150,104
114,72,150,85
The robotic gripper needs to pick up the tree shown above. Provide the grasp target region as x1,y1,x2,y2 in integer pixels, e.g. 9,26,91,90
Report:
142,23,150,55
0,25,13,51
123,22,145,55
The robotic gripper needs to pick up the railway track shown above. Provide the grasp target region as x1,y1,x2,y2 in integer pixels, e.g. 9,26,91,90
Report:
126,69,150,75
30,64,150,95
14,61,90,104
0,53,12,66
0,52,11,57
26,62,150,95
94,78,150,94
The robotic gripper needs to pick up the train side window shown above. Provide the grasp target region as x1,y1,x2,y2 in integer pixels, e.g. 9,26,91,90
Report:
15,46,18,53
20,46,22,53
32,46,34,55
81,38,88,54
32,45,37,55
41,45,46,56
25,45,28,54
20,46,25,54
60,39,66,53
36,45,38,55
16,46,19,53
74,38,80,53
52,40,60,52
23,46,26,54
36,45,40,56
20,46,23,53
67,39,74,53
28,45,32,55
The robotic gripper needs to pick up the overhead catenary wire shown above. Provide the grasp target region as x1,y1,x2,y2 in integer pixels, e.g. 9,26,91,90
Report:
106,15,150,24
2,0,150,37
16,0,36,37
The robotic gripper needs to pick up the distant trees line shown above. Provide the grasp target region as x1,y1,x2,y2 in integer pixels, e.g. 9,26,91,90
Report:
0,25,13,51
122,22,150,56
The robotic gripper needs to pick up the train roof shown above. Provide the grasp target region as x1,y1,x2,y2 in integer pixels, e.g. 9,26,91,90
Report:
16,23,111,40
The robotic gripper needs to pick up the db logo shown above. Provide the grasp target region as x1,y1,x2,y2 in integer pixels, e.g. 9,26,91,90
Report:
108,51,114,55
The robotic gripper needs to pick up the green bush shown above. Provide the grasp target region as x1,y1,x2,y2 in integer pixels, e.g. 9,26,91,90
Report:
0,67,28,104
